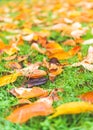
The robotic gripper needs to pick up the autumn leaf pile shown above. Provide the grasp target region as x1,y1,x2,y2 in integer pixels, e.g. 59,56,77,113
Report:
0,0,93,125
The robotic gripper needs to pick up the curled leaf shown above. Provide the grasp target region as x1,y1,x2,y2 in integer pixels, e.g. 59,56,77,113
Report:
49,102,93,119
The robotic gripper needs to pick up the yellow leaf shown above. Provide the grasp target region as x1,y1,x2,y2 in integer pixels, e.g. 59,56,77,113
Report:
0,72,21,87
49,102,93,118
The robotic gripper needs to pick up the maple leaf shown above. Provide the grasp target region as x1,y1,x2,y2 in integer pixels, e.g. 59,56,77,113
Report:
49,102,93,119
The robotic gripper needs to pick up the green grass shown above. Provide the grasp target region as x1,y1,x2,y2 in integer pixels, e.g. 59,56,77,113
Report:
0,0,93,130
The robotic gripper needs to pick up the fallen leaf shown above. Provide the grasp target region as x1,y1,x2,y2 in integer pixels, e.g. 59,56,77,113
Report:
17,62,47,78
79,91,93,103
48,46,80,60
0,72,21,87
63,39,76,46
72,46,93,71
9,87,48,99
22,33,34,41
5,62,22,69
3,54,17,61
43,58,63,81
49,102,93,118
26,77,48,87
18,99,32,105
6,88,61,123
46,42,64,54
31,43,46,54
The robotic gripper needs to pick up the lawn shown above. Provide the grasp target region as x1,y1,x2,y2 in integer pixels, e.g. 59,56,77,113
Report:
0,0,93,130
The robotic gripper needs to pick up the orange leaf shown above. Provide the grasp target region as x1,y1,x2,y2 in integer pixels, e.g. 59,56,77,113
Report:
7,102,53,123
48,46,80,60
6,88,62,123
9,87,48,99
46,42,63,54
79,91,93,103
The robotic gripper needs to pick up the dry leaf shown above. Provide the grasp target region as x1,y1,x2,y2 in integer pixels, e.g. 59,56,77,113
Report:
17,62,47,78
43,58,63,81
63,39,76,46
18,99,32,105
5,62,22,69
3,54,17,61
31,43,46,54
26,77,48,87
0,72,21,87
49,102,93,118
6,101,53,123
26,69,47,78
79,91,93,103
6,88,62,123
46,42,63,54
48,46,80,60
72,46,93,71
9,87,48,99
